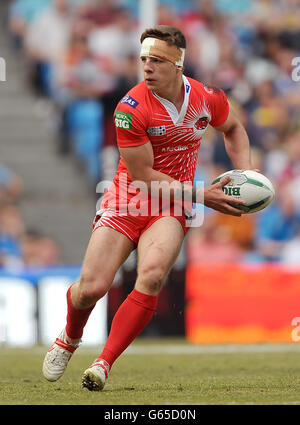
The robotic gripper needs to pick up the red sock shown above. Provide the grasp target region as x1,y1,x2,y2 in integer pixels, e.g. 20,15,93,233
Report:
99,289,158,368
65,284,95,340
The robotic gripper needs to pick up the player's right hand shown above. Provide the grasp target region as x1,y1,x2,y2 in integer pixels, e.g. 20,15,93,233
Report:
204,175,246,216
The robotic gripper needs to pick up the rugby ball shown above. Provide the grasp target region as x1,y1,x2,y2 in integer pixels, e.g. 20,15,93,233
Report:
212,169,275,213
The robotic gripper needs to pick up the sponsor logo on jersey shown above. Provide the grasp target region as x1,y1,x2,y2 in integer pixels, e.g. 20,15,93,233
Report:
173,127,194,134
162,145,188,152
115,111,133,129
194,116,209,131
120,95,139,108
161,142,200,152
147,126,166,136
185,83,190,93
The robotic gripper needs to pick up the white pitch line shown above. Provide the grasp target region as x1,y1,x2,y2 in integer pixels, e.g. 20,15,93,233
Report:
123,343,300,355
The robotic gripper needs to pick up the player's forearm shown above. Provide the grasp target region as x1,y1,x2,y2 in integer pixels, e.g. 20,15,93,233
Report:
223,122,252,169
131,167,203,203
130,165,245,215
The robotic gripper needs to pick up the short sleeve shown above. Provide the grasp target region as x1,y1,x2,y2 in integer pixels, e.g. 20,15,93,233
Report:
205,86,230,128
114,104,149,148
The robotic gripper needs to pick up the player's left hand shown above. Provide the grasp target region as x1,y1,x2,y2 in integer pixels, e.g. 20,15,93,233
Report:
204,175,246,216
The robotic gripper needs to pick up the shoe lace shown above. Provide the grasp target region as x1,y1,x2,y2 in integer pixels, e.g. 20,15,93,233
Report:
50,346,72,368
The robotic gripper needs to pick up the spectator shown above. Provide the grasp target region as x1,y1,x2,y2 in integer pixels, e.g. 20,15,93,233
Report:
280,227,300,264
8,0,51,48
0,204,25,269
77,0,125,29
24,0,72,96
186,212,245,264
253,184,300,262
0,163,61,269
247,79,290,153
0,163,24,204
22,230,61,267
88,7,140,73
0,204,62,269
53,23,116,181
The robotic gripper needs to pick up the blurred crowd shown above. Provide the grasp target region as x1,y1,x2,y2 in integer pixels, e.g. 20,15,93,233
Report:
0,163,61,270
3,0,300,265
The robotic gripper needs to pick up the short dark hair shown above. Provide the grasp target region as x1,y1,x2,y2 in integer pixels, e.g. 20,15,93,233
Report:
140,25,186,49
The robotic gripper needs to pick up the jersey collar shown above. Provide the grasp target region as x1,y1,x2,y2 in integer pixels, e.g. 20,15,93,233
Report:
152,75,191,126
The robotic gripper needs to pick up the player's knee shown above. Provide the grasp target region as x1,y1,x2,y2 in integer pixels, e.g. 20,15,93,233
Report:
136,263,166,295
77,273,111,306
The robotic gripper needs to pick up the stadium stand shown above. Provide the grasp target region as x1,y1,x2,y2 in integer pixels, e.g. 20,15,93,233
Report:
0,0,96,265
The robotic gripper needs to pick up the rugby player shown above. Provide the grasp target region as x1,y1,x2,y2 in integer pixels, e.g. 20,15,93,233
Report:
43,25,252,391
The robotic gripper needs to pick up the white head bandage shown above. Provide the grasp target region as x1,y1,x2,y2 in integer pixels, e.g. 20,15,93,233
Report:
140,37,185,67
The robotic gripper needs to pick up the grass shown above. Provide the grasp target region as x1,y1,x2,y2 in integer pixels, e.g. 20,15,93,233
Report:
1,339,300,405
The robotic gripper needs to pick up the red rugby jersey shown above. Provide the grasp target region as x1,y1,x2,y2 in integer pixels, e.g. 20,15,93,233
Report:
101,75,229,212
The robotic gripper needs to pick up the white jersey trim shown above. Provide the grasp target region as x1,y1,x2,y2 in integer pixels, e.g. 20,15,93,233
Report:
151,75,191,127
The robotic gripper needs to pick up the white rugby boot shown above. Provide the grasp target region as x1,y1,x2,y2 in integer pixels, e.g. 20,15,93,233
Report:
81,358,110,391
42,329,80,382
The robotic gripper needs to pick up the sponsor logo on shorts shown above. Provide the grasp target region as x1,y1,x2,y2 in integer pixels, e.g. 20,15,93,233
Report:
115,111,133,129
147,126,166,136
120,95,139,108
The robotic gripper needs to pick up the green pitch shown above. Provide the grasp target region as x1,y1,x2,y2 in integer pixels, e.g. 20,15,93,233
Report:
1,339,300,405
